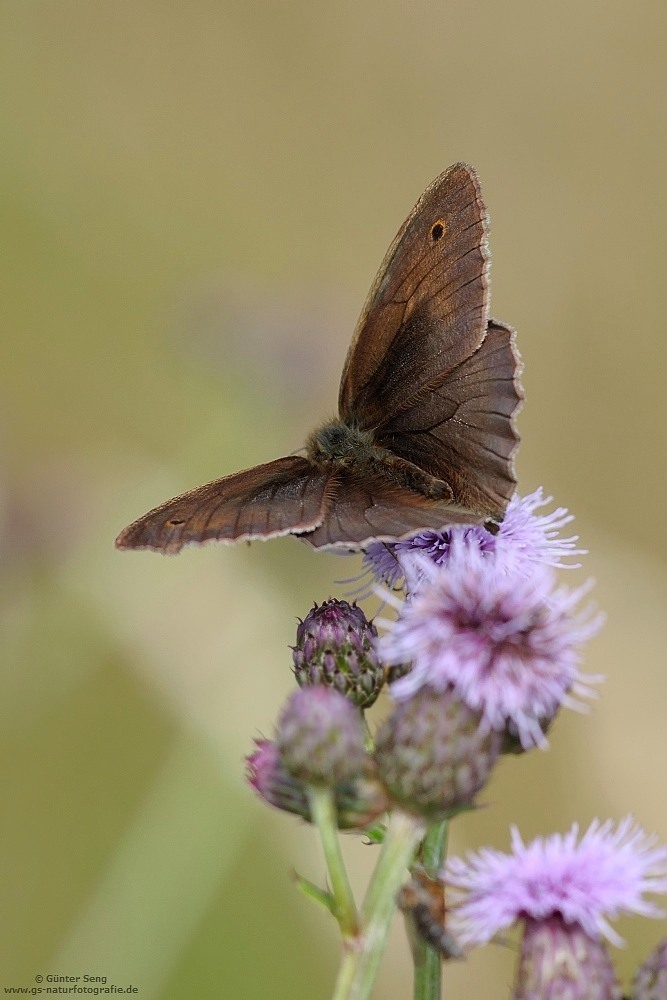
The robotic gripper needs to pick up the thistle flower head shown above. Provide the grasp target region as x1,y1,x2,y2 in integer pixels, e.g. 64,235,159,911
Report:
445,817,667,949
292,598,383,708
379,545,603,748
363,488,585,591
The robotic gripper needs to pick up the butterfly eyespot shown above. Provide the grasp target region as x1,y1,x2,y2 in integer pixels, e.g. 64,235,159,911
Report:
430,219,446,242
168,518,186,526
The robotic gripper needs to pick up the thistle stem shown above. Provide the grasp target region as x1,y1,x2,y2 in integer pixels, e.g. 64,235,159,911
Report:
307,785,359,937
413,820,449,1000
421,818,449,871
332,810,425,1000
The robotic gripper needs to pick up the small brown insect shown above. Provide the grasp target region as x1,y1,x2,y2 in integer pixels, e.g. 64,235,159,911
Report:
116,163,522,555
398,866,462,960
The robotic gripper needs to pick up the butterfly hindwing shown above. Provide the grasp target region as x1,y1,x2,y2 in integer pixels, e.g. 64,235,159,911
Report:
301,469,487,549
374,319,523,516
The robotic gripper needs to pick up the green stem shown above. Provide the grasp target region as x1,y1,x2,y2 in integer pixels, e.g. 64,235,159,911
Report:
412,820,449,1000
332,810,425,1000
421,819,448,872
361,714,374,752
307,785,359,937
331,948,362,1000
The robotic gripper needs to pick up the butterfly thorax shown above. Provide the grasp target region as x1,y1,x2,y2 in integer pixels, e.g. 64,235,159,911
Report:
306,419,384,466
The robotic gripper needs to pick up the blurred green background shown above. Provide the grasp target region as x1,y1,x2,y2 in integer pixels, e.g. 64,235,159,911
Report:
2,2,666,996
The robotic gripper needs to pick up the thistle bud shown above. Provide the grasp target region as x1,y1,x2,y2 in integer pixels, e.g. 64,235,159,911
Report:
247,739,311,819
334,762,389,829
632,938,667,1000
375,685,502,819
246,739,388,829
515,917,621,1000
276,686,367,786
293,599,384,708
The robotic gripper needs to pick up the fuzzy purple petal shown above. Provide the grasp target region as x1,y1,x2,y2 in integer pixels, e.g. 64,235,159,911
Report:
362,488,586,591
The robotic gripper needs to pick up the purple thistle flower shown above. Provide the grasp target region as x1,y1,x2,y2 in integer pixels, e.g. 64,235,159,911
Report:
445,817,667,950
362,488,586,591
378,544,603,748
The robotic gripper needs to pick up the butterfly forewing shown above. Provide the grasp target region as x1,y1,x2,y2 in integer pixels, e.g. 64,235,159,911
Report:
115,457,332,554
338,163,490,430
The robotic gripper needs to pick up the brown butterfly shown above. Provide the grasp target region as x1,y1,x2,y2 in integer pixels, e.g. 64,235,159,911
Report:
116,163,523,555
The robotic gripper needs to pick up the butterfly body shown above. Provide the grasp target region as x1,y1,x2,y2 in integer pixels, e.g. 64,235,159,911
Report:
116,164,523,555
308,419,455,501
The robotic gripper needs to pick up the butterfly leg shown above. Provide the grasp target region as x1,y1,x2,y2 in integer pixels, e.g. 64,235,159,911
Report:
375,454,455,501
